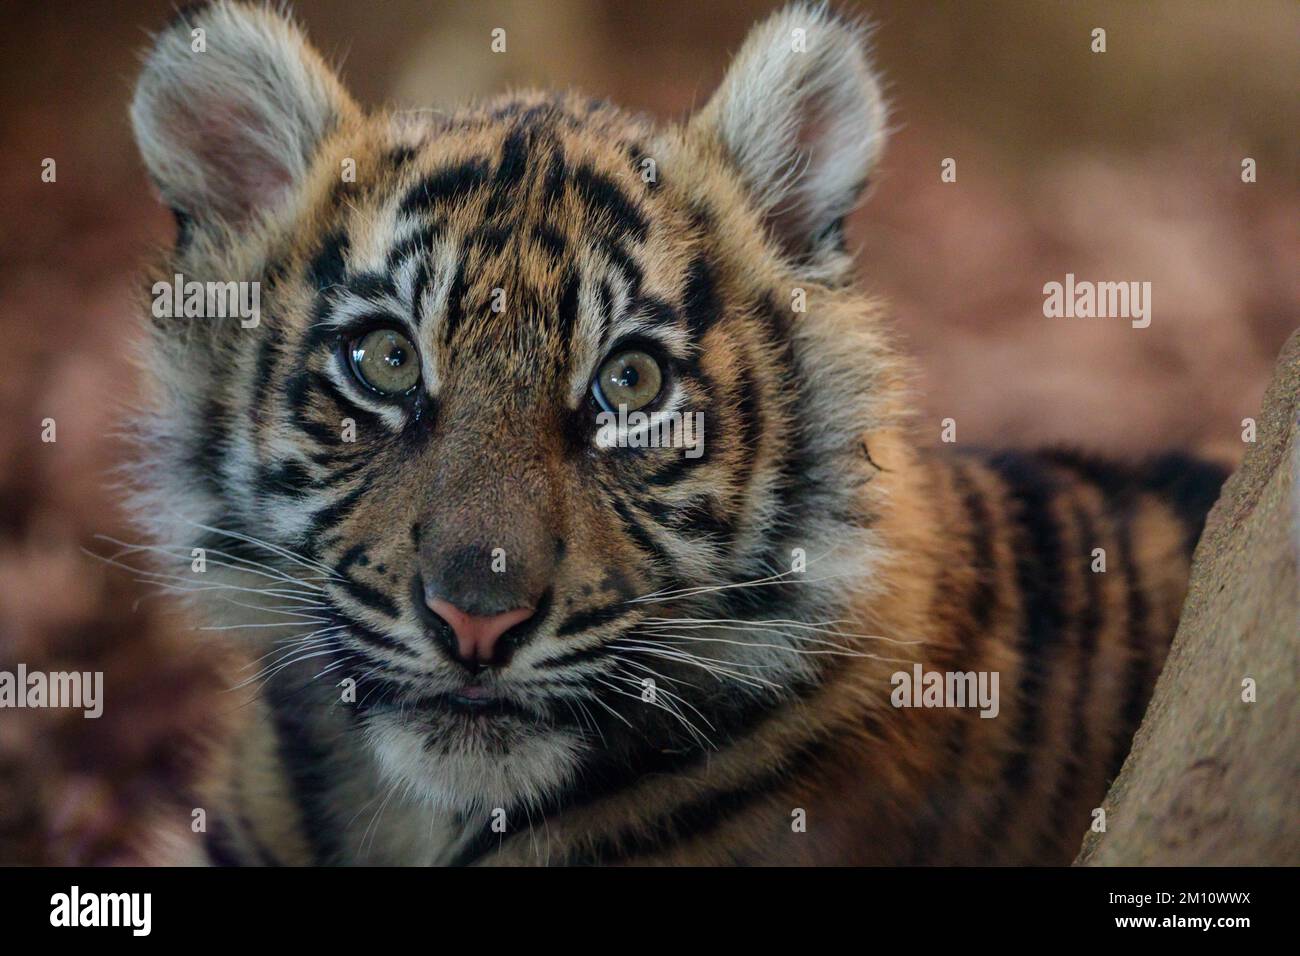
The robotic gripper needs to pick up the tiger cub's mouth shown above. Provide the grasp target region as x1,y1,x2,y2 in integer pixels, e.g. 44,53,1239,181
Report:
361,681,548,723
418,689,539,720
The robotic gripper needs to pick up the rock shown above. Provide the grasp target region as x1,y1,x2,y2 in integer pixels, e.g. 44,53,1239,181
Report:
1077,329,1299,865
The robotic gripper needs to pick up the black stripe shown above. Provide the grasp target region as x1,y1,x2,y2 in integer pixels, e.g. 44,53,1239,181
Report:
981,451,1069,851
338,576,400,619
753,295,818,546
304,476,374,540
1112,497,1151,778
235,808,286,866
189,394,230,496
569,737,829,864
599,237,643,298
908,461,997,864
385,223,443,273
539,641,616,670
1139,453,1226,559
571,164,648,240
309,453,371,487
250,317,284,425
331,608,418,658
400,159,489,215
169,207,193,255
469,223,511,256
594,280,614,348
347,271,397,302
1037,450,1162,781
732,361,762,477
389,145,418,168
644,452,704,487
307,369,385,433
543,148,567,203
682,256,721,339
202,818,243,866
442,260,469,344
533,224,567,262
556,269,581,341
296,416,349,450
285,370,312,414
955,464,999,631
264,676,340,864
1044,498,1104,828
527,663,820,839
626,143,658,191
494,124,531,190
193,512,267,565
409,261,430,325
337,642,423,681
452,702,827,866
608,493,672,567
644,494,733,545
554,602,633,638
291,299,338,361
636,296,677,330
335,542,369,576
254,459,314,500
286,368,388,452
309,231,350,290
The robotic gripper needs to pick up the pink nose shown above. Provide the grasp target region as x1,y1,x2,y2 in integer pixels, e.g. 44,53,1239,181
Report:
425,597,535,666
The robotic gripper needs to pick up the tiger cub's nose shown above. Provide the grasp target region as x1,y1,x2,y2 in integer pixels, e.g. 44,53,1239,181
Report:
424,595,535,669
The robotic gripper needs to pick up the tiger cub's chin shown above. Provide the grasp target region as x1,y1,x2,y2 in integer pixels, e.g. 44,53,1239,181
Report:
367,710,586,817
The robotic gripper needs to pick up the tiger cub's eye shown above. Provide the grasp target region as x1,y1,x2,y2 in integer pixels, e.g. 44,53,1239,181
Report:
349,328,421,396
593,349,663,413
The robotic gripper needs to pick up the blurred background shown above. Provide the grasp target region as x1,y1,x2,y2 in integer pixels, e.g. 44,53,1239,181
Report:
0,0,1296,863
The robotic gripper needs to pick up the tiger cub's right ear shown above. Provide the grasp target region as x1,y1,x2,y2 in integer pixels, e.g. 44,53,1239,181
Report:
130,0,358,233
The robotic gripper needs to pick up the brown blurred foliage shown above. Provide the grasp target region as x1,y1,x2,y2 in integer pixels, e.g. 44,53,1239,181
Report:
0,1,1295,863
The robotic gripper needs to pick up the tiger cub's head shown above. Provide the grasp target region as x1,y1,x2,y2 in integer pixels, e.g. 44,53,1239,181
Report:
130,0,903,815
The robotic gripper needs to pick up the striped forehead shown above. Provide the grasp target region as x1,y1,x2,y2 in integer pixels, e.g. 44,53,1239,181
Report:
310,104,697,403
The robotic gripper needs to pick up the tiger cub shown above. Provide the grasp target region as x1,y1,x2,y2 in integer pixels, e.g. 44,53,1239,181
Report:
127,1,1225,865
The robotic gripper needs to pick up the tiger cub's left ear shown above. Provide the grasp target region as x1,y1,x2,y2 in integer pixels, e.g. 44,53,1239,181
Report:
691,3,886,276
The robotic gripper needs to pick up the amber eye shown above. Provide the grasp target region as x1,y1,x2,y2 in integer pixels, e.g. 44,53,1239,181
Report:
592,348,664,413
348,328,421,396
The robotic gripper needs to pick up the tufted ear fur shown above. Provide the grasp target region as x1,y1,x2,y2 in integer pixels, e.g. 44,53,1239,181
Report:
691,3,887,277
130,1,358,234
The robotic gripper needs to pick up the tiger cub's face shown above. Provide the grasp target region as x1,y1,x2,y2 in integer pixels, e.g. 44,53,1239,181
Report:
130,1,895,814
